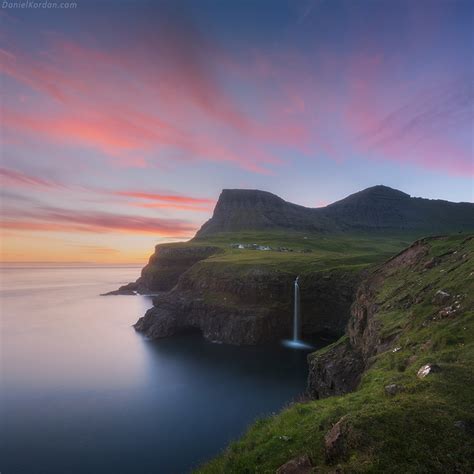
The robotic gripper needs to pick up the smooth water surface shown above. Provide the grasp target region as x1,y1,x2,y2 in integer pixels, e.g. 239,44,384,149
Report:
0,266,315,474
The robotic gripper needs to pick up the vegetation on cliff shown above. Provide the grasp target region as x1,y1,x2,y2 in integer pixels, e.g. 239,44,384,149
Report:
198,234,474,473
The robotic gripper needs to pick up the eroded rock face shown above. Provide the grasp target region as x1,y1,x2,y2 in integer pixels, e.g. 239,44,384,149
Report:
307,239,430,398
307,338,363,399
107,245,221,294
134,266,359,345
134,290,279,344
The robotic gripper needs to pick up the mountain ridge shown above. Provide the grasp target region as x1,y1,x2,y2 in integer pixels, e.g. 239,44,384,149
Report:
195,185,474,238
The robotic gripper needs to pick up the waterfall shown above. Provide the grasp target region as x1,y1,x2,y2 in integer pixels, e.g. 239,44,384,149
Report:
282,275,312,350
293,276,301,341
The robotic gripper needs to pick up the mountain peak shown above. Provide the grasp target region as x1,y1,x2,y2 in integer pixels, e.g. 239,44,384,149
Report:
328,185,411,206
218,189,286,205
193,185,474,238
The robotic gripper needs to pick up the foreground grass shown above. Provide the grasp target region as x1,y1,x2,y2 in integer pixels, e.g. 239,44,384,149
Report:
197,234,474,473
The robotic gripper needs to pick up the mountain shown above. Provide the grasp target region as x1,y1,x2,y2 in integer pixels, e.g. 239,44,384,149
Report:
195,189,330,237
195,185,474,238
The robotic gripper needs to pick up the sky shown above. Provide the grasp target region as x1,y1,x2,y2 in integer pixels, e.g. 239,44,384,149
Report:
0,0,473,263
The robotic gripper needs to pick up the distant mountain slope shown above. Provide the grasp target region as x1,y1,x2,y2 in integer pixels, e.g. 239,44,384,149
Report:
195,185,474,238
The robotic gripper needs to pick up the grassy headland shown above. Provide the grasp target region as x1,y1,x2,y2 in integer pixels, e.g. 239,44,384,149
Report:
197,234,474,473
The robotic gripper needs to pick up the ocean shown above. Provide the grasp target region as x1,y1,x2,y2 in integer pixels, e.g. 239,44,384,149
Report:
0,265,311,473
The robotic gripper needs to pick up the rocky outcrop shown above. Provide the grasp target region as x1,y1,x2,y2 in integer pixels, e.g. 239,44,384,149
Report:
324,416,351,464
105,244,221,294
134,265,361,345
307,337,364,399
307,239,431,398
276,454,313,473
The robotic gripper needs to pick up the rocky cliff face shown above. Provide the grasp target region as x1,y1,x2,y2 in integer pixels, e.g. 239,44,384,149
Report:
134,265,361,345
307,237,449,398
105,244,221,294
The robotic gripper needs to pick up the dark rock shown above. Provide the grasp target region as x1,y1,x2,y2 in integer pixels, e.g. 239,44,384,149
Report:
276,454,312,474
325,416,350,464
135,266,359,345
108,245,221,295
102,281,138,295
432,290,451,305
384,384,403,396
454,420,474,435
307,338,364,398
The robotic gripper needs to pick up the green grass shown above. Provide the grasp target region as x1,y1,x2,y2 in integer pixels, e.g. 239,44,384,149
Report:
197,234,474,473
185,231,420,276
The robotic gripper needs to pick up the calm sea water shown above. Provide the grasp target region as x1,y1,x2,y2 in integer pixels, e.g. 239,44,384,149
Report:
0,266,314,474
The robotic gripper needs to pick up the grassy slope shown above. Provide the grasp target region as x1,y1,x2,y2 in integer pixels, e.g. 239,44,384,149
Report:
186,231,418,275
197,234,474,473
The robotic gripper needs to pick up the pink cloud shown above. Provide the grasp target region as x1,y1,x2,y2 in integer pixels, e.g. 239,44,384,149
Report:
0,167,63,188
2,206,197,236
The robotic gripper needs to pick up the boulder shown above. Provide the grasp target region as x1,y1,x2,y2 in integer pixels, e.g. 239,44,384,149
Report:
384,384,403,396
432,290,450,305
325,416,350,463
276,454,312,473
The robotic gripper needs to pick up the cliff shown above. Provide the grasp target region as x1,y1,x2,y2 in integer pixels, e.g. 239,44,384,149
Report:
198,234,474,472
104,244,221,294
134,262,361,344
109,185,474,297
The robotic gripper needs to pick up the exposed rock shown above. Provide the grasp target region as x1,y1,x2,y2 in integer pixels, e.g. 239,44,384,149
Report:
384,384,403,396
417,364,441,379
108,245,221,294
432,290,451,305
135,266,360,345
102,281,138,296
324,416,350,464
438,306,457,318
423,257,437,269
276,454,312,474
307,338,363,398
308,240,430,398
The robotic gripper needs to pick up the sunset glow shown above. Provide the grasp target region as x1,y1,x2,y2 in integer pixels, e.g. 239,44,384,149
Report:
1,0,472,262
